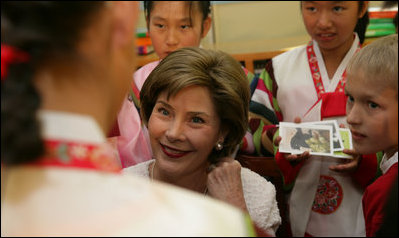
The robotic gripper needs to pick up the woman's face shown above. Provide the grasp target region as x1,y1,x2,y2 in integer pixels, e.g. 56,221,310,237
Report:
301,1,365,51
147,1,211,59
148,85,222,177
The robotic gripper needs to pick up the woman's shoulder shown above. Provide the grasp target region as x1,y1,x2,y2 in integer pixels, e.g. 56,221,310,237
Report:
240,167,276,194
240,167,281,233
123,159,153,178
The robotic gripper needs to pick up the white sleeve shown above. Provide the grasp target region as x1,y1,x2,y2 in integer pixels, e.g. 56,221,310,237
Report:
241,167,282,235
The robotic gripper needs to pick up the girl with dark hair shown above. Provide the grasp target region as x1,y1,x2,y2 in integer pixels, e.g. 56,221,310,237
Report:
248,1,380,236
110,1,256,168
1,2,254,236
109,1,214,168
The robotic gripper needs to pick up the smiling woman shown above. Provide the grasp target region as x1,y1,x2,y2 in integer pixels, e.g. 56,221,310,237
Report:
1,2,257,236
124,47,282,235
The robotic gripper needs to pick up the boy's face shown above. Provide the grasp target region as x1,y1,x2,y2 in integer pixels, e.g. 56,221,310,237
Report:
148,1,210,60
345,71,398,156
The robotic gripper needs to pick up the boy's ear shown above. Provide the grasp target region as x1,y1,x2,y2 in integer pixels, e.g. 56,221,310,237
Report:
359,1,369,19
201,16,212,39
110,1,139,47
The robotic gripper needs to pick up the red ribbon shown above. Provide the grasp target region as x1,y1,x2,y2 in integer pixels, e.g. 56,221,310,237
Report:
1,45,30,81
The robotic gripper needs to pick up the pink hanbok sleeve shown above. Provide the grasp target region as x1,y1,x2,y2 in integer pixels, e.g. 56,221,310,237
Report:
134,60,160,91
115,61,160,168
116,98,152,168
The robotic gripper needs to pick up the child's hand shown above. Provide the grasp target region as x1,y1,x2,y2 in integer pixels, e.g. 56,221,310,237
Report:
285,151,310,166
274,136,310,166
329,149,361,173
275,117,310,165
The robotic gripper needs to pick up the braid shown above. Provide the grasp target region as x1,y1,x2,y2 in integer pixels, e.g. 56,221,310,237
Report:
355,11,369,44
1,1,103,165
1,62,43,165
355,2,370,44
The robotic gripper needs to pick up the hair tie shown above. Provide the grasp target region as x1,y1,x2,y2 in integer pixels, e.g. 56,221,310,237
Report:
1,44,30,81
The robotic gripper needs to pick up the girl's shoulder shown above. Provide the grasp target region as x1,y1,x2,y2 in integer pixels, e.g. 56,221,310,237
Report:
274,44,307,63
134,60,161,90
272,44,309,74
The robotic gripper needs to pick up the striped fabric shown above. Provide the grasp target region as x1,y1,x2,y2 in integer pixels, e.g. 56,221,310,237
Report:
248,60,281,156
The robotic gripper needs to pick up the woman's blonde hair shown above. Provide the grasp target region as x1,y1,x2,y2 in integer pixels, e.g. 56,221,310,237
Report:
140,47,250,163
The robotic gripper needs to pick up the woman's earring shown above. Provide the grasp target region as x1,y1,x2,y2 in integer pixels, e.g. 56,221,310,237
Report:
216,142,223,151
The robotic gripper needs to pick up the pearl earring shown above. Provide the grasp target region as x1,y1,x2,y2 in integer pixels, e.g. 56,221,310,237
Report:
216,142,223,151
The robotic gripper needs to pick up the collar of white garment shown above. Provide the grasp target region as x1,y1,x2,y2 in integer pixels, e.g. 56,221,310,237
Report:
312,33,359,87
38,110,105,143
380,151,398,175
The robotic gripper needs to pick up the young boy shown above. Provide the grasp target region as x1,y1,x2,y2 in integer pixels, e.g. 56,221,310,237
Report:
345,34,398,237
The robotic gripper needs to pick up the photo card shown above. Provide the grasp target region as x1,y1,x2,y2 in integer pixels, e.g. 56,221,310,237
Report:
302,120,344,151
279,122,334,156
333,128,354,159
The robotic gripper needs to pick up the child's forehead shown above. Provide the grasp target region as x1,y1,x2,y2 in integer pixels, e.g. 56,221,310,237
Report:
347,76,397,100
151,2,200,14
347,69,395,89
150,2,204,20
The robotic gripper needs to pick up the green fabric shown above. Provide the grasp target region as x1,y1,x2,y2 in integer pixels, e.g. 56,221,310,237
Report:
374,151,384,180
272,97,281,113
253,120,265,156
129,88,141,111
272,128,280,156
262,69,273,92
246,70,255,85
244,213,257,237
258,69,281,114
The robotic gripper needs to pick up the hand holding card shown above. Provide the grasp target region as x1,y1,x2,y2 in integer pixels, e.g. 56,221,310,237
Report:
278,120,353,159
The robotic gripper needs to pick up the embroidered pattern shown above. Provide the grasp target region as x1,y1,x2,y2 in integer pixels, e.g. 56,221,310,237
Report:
312,175,343,214
33,140,122,173
306,40,360,99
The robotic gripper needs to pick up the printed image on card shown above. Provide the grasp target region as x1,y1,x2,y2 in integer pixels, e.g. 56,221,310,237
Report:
303,120,344,151
333,128,354,159
279,122,333,156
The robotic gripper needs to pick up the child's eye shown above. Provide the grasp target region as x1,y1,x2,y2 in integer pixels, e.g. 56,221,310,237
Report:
306,7,317,12
155,24,164,29
368,101,379,109
333,6,344,12
181,24,191,30
191,116,204,124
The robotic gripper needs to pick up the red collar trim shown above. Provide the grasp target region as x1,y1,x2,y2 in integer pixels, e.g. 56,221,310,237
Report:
29,139,122,173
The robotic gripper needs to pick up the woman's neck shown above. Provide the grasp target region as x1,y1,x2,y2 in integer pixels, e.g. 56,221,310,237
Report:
319,35,355,79
152,161,209,195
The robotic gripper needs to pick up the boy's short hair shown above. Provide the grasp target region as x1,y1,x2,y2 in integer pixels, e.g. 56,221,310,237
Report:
347,34,398,93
